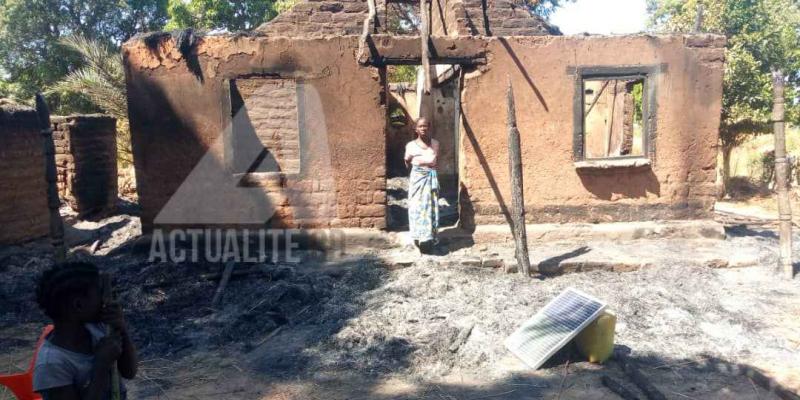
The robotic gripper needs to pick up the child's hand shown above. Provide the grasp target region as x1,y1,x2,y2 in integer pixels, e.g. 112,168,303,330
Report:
101,302,128,335
94,334,122,368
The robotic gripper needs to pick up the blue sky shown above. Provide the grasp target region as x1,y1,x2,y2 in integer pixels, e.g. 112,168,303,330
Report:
550,0,649,35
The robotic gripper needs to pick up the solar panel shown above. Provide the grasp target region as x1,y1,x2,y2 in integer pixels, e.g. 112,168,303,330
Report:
505,287,606,369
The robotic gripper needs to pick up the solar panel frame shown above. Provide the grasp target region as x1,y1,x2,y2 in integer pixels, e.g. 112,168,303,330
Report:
504,287,606,369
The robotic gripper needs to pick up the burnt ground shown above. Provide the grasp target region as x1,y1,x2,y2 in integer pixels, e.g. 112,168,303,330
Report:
1,203,799,400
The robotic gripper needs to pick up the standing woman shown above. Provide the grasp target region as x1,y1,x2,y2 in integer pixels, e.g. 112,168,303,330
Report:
404,117,440,253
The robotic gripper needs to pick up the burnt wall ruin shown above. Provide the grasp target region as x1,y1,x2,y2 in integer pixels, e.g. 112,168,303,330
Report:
0,104,49,244
123,33,725,231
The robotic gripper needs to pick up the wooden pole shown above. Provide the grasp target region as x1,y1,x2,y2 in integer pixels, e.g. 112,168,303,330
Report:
604,80,619,157
694,3,705,33
420,0,432,94
506,78,532,276
583,80,610,118
772,70,793,279
35,93,66,265
101,273,121,400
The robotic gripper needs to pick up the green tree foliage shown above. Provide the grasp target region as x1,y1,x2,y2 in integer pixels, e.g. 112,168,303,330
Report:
648,0,800,191
49,35,132,165
165,0,277,31
0,0,168,112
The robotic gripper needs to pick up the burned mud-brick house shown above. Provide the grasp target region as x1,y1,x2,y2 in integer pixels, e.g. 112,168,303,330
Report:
122,0,725,232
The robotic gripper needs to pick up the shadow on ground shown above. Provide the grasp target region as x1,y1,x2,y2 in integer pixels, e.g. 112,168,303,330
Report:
726,224,779,239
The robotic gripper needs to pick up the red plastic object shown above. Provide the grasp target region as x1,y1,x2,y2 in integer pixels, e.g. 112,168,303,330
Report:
0,325,54,400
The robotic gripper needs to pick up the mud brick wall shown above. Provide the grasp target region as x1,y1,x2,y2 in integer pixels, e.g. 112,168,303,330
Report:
52,115,118,218
459,35,725,225
258,0,381,37
0,105,48,244
232,77,301,174
259,0,555,38
432,0,559,36
123,35,386,231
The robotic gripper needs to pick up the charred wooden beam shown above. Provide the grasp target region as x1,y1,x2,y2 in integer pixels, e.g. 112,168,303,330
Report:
616,353,667,400
601,375,640,400
365,36,487,66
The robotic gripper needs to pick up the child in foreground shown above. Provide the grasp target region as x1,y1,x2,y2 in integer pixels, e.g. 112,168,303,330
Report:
33,262,138,400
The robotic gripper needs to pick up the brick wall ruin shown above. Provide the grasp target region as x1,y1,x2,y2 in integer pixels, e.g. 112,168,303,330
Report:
52,115,118,218
0,104,48,244
230,77,301,174
258,0,373,37
459,35,725,225
431,0,561,36
124,36,387,231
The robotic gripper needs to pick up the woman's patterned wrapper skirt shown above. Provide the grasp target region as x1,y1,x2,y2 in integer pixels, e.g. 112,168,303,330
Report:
408,165,439,242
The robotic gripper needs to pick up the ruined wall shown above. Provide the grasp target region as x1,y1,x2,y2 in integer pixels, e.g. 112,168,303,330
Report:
432,0,559,36
460,35,725,225
52,115,118,218
0,105,48,244
258,0,380,37
259,0,555,38
123,35,386,231
124,33,724,231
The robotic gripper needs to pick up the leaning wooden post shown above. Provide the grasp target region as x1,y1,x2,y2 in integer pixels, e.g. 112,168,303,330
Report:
35,93,66,264
420,0,432,94
101,273,121,400
772,70,793,279
506,78,532,275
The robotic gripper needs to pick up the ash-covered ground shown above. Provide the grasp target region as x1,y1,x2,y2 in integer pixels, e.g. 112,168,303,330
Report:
1,206,799,399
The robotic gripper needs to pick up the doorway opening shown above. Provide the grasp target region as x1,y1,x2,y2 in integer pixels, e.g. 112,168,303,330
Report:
384,64,461,231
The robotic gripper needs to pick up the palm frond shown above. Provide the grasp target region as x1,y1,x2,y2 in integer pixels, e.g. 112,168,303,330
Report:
48,35,134,169
58,35,125,91
48,35,127,119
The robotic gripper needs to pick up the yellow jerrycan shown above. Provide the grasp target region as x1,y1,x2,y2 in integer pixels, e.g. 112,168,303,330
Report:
575,310,616,364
